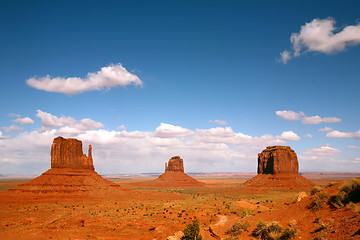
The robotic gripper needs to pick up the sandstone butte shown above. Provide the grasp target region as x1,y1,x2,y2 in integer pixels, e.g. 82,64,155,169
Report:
8,136,124,195
132,156,205,188
243,146,314,190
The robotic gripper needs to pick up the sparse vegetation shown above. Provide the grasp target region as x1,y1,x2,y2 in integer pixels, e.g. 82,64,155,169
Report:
310,186,322,196
253,220,297,240
181,220,202,240
308,192,328,212
329,179,360,208
225,222,249,237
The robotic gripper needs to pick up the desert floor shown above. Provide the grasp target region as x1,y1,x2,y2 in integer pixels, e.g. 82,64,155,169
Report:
0,173,359,240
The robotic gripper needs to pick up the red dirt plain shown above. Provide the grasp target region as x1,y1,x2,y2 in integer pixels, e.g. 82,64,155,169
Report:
1,172,359,239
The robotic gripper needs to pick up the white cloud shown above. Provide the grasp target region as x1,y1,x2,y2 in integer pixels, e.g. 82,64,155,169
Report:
304,134,313,138
0,111,308,174
35,110,103,136
280,50,292,64
1,125,23,133
276,110,303,121
26,64,143,95
8,113,21,118
117,125,127,131
347,146,360,149
304,145,341,156
280,18,360,63
0,131,9,139
36,110,76,128
12,117,34,125
326,130,360,140
318,127,333,132
279,131,301,141
302,116,341,124
276,110,341,124
154,123,193,138
209,120,228,125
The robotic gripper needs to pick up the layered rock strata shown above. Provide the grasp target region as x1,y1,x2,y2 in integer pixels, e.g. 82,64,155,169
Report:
243,146,314,190
257,146,298,174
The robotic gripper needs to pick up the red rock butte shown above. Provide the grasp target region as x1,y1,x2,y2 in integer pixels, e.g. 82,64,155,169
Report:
131,156,205,188
9,136,124,195
51,137,94,170
243,146,314,190
258,146,298,175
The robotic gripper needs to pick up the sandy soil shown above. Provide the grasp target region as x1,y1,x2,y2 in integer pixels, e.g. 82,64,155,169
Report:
0,173,359,239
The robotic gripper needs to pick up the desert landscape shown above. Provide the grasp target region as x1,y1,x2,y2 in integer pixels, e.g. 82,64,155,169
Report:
1,1,360,240
0,137,359,240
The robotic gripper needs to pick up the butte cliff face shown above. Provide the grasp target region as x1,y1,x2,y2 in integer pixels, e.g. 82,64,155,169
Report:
51,136,94,170
243,146,314,190
257,146,298,175
165,156,184,172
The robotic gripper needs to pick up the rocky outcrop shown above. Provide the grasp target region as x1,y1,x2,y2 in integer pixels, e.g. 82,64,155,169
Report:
165,156,184,172
9,136,125,195
243,146,314,190
257,146,298,174
131,156,204,187
51,136,94,170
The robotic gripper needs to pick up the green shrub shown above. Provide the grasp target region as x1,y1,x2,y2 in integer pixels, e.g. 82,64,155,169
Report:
225,222,249,237
310,186,322,196
253,221,282,240
181,220,202,240
329,179,360,208
308,192,328,212
253,221,298,240
280,228,298,240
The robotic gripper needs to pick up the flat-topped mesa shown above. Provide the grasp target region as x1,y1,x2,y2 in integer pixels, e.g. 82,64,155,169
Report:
257,146,298,175
51,136,94,170
165,156,184,172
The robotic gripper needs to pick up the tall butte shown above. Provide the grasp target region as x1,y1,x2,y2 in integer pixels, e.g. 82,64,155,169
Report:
132,156,204,187
243,146,314,190
156,156,205,187
10,136,123,194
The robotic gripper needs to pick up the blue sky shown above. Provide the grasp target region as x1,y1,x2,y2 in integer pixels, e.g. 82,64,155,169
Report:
0,0,359,174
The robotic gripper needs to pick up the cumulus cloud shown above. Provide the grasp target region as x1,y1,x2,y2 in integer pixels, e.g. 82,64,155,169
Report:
0,131,9,139
304,134,313,138
36,110,76,128
276,110,341,124
280,18,360,63
26,64,143,95
0,111,306,174
318,127,333,132
12,117,34,125
2,125,23,133
304,145,341,156
35,110,103,136
154,123,193,138
279,131,301,141
276,110,303,121
209,120,228,125
326,130,360,140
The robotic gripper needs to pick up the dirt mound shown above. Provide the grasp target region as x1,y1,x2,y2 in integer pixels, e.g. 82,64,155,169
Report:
242,173,314,190
9,168,124,194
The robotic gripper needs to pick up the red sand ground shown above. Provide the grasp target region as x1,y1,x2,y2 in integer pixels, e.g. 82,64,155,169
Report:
0,173,359,239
